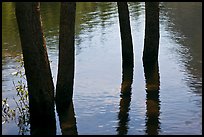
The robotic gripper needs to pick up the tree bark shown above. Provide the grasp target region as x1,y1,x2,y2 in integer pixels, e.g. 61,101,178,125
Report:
117,2,134,69
56,2,76,115
15,2,56,135
143,2,160,64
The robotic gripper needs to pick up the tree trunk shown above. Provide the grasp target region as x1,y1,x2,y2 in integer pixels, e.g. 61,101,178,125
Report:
118,2,134,96
56,2,76,116
143,3,160,133
117,4,134,133
15,2,56,135
143,2,160,64
117,2,134,69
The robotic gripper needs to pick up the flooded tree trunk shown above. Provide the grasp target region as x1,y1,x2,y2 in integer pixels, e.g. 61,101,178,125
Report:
117,2,134,95
117,2,134,70
15,2,56,135
56,2,76,118
143,3,160,133
143,2,160,64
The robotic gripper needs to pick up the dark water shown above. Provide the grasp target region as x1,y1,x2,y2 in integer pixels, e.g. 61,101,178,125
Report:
2,2,202,135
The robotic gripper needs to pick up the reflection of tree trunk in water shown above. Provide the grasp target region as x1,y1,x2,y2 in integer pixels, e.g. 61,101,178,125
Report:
145,92,160,135
117,65,133,135
55,2,77,135
143,2,160,64
143,62,161,135
117,2,134,96
117,96,131,135
15,2,56,135
59,100,78,135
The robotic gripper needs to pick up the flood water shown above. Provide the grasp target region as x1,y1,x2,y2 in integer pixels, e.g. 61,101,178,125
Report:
2,2,202,135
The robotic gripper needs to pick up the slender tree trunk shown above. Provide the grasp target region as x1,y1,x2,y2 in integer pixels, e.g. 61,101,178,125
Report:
117,2,134,69
143,2,160,64
15,2,56,135
56,2,76,116
143,3,160,133
118,2,134,96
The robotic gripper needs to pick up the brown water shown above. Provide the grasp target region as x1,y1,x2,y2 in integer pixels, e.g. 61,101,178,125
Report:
2,2,202,135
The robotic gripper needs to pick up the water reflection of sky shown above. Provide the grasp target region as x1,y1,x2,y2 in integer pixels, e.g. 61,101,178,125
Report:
2,2,202,135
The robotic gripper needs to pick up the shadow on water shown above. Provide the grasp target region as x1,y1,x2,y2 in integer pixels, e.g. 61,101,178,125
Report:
57,100,78,135
143,61,161,135
31,101,78,135
116,65,134,135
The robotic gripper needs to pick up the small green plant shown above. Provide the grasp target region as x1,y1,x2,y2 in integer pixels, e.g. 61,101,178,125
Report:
2,98,16,124
2,55,30,135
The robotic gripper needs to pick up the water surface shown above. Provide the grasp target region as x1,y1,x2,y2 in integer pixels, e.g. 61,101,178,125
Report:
2,2,202,135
